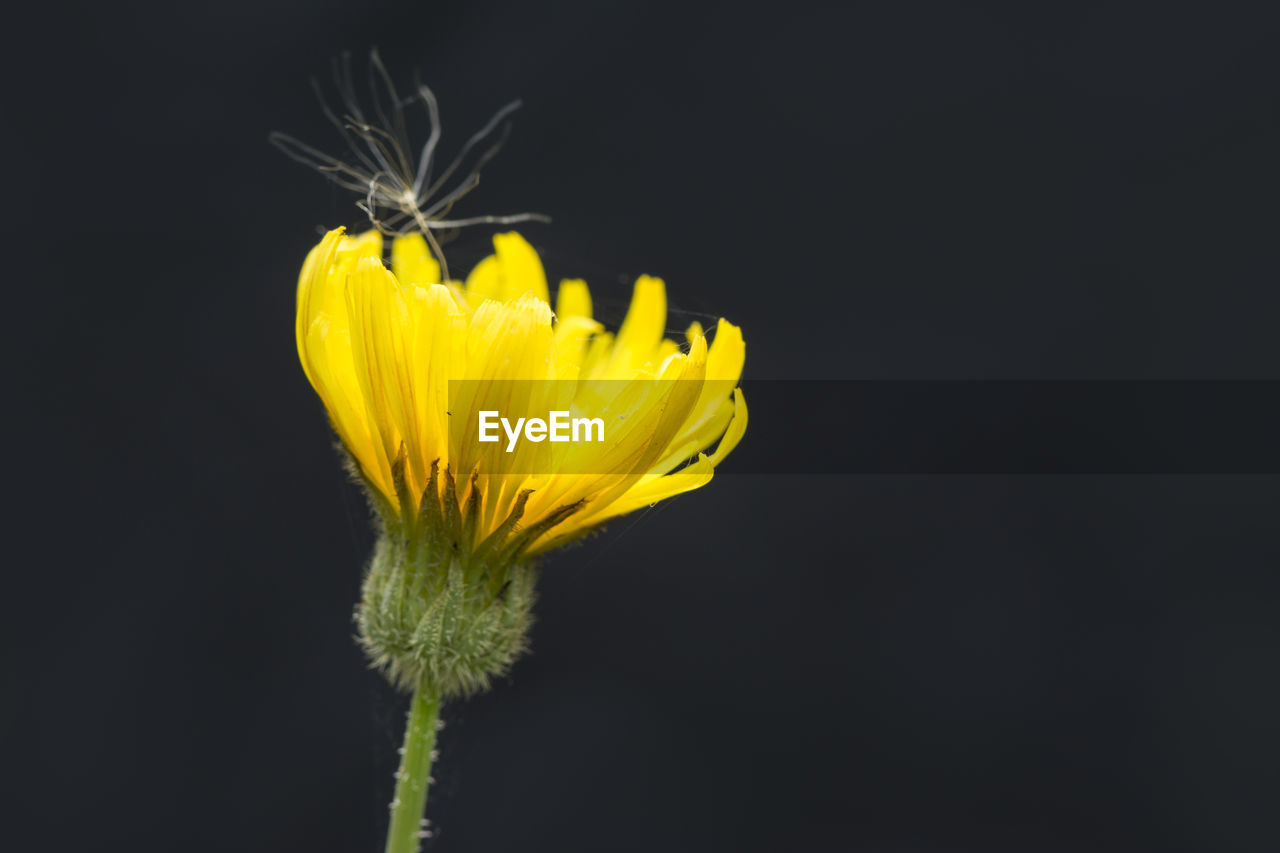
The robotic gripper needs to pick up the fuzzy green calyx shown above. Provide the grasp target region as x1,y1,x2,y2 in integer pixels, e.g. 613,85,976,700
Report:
357,531,536,697
355,454,571,698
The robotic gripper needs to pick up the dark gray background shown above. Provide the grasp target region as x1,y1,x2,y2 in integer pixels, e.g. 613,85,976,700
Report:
8,1,1279,851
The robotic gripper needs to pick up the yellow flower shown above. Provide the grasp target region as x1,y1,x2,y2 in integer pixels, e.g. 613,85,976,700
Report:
281,60,745,851
296,227,747,557
296,226,745,697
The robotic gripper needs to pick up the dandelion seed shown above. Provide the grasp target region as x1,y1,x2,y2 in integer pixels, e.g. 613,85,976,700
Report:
271,49,549,282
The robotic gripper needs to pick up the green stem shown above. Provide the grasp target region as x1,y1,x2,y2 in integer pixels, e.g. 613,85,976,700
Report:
385,686,441,853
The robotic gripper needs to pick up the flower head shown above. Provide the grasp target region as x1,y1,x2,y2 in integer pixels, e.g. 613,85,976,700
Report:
296,228,746,694
299,228,746,552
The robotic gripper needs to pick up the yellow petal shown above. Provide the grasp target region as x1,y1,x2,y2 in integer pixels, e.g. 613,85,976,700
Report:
344,256,419,507
552,315,603,378
584,455,716,530
404,283,466,491
555,278,592,320
495,232,549,303
708,388,748,467
706,318,745,381
391,233,441,285
295,228,346,386
338,230,383,260
464,254,502,303
600,275,666,378
659,320,746,467
464,231,549,305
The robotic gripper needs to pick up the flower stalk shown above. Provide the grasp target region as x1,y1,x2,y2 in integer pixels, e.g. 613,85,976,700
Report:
386,686,441,853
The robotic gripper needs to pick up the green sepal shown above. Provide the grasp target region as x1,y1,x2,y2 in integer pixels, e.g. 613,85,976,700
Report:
354,463,575,699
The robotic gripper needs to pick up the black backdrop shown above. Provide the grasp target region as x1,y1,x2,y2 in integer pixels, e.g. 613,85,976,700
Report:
8,2,1280,851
